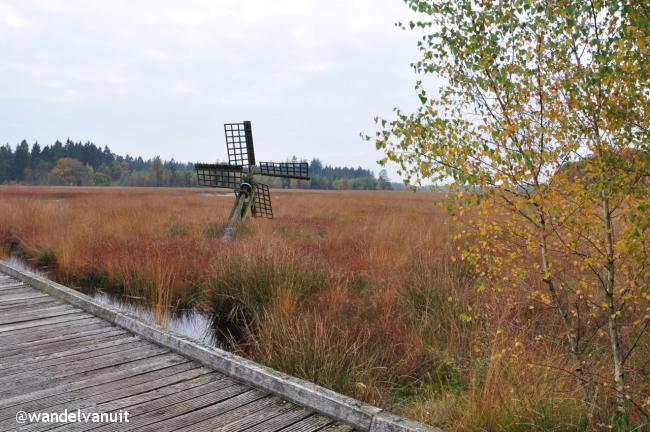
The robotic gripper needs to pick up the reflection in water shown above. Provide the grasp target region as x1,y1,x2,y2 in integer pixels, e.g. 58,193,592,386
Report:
4,255,224,349
92,290,223,348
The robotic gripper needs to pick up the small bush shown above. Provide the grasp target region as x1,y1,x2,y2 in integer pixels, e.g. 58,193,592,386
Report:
33,247,57,268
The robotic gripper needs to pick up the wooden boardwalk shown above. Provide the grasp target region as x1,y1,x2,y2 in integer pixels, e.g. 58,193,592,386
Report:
0,273,353,432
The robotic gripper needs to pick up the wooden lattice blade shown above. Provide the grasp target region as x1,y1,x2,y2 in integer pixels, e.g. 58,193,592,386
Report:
224,121,256,168
257,162,309,180
195,163,243,189
252,182,273,218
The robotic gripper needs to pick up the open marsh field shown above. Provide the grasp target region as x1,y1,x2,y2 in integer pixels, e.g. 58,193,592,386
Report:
0,186,640,431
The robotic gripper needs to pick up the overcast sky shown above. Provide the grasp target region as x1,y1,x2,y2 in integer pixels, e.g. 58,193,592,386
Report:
0,0,429,180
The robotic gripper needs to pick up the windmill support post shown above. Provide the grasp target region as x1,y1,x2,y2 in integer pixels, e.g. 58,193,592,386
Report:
223,184,256,240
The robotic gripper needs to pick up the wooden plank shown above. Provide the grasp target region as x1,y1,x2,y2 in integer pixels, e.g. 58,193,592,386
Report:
0,317,105,342
0,362,202,423
0,292,49,303
279,414,335,432
1,337,146,380
0,286,40,298
0,312,91,333
0,293,59,305
318,423,356,432
0,306,79,326
110,388,264,432
1,329,129,361
0,354,189,409
0,296,63,309
101,373,234,409
100,377,243,417
0,342,168,389
1,366,215,430
175,395,296,432
0,282,37,292
0,298,61,311
21,372,231,432
0,299,73,314
0,282,27,290
1,351,180,405
0,304,79,325
0,334,141,372
0,301,74,318
60,381,252,432
0,309,84,328
1,324,122,352
2,328,128,358
0,278,25,286
239,407,313,432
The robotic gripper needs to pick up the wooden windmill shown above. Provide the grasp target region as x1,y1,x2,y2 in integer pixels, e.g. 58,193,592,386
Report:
195,121,310,239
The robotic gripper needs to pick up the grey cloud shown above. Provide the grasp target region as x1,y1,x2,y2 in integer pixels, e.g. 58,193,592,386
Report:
0,0,431,180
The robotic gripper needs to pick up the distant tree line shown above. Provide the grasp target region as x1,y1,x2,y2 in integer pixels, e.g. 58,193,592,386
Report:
0,140,392,190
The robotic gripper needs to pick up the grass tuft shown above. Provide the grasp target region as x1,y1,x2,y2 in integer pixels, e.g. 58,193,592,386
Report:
33,246,57,268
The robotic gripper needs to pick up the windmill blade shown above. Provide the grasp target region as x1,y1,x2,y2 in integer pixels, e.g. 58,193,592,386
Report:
195,163,243,189
252,183,273,218
257,162,309,180
224,121,256,168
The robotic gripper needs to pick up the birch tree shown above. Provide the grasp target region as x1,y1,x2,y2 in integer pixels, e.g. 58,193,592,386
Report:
369,0,649,427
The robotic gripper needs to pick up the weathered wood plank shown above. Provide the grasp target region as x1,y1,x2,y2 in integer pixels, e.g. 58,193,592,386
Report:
174,396,291,432
1,327,128,358
0,283,38,292
279,414,335,432
21,372,230,432
0,304,79,325
0,354,189,408
60,382,252,432
0,291,33,301
0,297,65,311
1,326,125,354
121,388,265,432
319,423,356,432
0,362,201,423
189,396,310,432
0,292,49,303
0,317,105,342
242,406,314,432
0,282,28,290
0,312,91,333
0,286,41,298
0,342,168,388
1,335,141,372
0,298,61,311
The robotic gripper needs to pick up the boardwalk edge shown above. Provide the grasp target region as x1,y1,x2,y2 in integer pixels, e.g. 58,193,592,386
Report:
0,260,442,432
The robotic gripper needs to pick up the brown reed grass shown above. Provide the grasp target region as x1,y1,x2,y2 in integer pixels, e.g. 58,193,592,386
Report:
0,186,592,431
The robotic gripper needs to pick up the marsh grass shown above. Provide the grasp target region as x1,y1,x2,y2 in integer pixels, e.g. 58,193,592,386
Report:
0,186,605,430
33,246,57,268
201,251,331,340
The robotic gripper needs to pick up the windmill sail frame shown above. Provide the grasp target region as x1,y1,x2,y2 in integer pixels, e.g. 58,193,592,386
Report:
195,121,308,237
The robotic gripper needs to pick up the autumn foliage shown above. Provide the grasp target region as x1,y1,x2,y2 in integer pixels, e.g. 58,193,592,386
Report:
371,0,649,429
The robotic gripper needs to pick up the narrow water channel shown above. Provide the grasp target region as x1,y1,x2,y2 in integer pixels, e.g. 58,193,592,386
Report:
4,255,225,349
